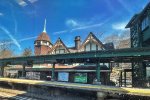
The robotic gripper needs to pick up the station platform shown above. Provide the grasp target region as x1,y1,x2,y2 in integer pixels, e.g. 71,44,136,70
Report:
0,78,150,97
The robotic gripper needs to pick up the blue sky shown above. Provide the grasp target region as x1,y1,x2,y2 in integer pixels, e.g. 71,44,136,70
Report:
0,0,149,55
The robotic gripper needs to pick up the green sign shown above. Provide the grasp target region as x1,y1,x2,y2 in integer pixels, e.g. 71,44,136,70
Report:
74,73,87,83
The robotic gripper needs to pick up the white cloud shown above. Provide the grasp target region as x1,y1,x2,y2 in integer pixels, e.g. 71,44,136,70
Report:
112,21,128,30
20,36,37,41
72,17,111,31
16,0,28,7
66,19,79,28
54,17,111,35
0,26,21,50
0,36,37,46
72,23,103,31
53,30,67,35
117,0,133,14
53,23,104,35
53,22,104,35
28,0,38,3
0,13,4,16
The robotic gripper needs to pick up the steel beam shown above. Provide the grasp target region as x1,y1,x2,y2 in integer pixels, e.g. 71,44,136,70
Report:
22,63,26,77
0,66,4,77
96,62,101,82
0,63,5,77
124,71,126,87
51,63,55,81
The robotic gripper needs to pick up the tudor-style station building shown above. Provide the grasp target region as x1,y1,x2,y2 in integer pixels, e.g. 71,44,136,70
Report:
34,20,113,55
34,31,112,55
126,2,150,87
32,20,114,84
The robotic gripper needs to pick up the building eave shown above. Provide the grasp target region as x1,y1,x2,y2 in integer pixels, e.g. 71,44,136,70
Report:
126,2,150,28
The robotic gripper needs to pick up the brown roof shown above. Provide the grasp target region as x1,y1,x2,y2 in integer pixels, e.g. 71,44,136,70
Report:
36,32,50,41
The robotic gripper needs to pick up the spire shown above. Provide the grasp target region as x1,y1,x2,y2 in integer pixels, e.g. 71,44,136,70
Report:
43,19,46,32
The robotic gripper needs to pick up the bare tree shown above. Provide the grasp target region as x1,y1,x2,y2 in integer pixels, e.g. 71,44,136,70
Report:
22,47,32,56
103,30,130,48
0,40,14,58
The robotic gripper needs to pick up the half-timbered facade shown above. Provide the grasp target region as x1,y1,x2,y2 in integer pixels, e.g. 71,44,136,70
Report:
34,32,112,55
49,38,70,54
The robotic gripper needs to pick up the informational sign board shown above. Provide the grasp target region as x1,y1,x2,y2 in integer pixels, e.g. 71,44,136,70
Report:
146,67,150,79
58,72,69,82
74,73,87,83
26,72,40,80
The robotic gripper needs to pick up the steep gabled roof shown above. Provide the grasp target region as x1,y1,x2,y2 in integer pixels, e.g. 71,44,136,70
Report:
49,38,70,53
79,32,105,50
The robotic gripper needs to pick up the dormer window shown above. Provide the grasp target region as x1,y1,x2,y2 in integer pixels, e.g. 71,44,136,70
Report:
37,41,40,45
85,42,98,51
141,16,149,31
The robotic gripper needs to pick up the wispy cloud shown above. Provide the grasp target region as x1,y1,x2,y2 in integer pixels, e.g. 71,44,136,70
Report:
72,17,111,31
20,36,37,41
66,19,79,28
53,30,68,35
9,4,18,35
0,13,4,16
0,36,37,46
112,21,128,30
53,23,103,35
28,0,38,4
0,26,21,50
16,0,28,7
117,0,133,14
72,23,103,31
54,17,112,35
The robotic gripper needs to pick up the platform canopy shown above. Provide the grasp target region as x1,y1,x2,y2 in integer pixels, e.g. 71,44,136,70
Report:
0,47,150,65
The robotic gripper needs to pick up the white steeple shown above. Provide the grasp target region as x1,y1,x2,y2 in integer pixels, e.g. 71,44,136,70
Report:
43,19,46,32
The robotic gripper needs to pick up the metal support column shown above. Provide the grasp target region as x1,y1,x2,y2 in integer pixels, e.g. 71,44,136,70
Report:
131,63,134,87
22,63,26,77
120,71,122,87
51,63,55,81
0,64,5,77
96,62,101,82
124,70,126,87
110,63,113,72
108,63,110,83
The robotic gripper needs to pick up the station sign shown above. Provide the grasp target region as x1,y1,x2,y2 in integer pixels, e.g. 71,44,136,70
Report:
58,72,69,82
74,73,87,83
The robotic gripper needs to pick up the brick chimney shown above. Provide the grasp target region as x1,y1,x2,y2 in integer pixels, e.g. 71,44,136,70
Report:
74,36,81,50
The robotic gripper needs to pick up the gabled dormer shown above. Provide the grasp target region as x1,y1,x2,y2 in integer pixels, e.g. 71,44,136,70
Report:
49,38,70,54
79,32,105,52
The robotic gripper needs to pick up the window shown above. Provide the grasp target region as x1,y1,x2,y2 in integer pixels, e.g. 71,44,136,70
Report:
55,46,65,54
60,49,65,53
43,41,47,45
141,16,149,31
85,42,98,51
55,50,59,54
37,41,40,45
85,43,90,51
91,43,96,50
